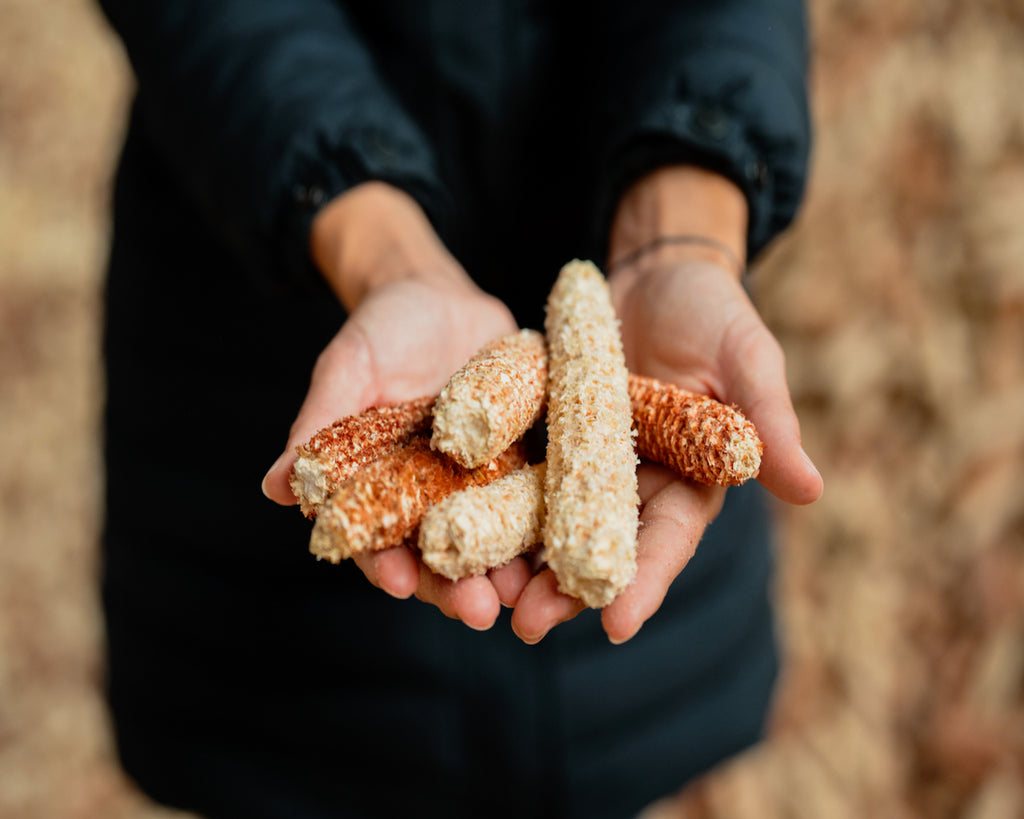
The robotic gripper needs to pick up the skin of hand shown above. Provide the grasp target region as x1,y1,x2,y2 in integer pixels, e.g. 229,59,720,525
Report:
262,181,532,630
510,165,824,645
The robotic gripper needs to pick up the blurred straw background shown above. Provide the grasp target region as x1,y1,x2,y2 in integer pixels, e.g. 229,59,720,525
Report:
1,1,1023,817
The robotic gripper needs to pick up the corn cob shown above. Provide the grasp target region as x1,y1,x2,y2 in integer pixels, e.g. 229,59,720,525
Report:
418,463,546,580
430,328,548,469
542,259,639,608
628,374,763,485
309,436,527,563
289,396,434,518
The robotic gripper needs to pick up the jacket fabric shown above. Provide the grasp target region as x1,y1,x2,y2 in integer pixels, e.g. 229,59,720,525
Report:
97,2,810,817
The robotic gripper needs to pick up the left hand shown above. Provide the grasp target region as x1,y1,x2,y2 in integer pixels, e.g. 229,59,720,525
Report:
262,182,528,631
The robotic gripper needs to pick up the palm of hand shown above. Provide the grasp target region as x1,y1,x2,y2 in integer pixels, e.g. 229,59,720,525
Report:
266,277,525,627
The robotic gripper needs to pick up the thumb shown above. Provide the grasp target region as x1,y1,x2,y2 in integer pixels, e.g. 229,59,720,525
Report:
261,321,376,505
723,325,822,505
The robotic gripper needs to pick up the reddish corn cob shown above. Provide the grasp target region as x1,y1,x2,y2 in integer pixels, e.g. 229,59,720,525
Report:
309,436,528,563
431,328,548,469
542,260,639,608
628,374,762,485
289,396,434,518
418,463,546,580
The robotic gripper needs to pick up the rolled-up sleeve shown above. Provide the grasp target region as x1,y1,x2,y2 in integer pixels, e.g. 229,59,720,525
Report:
98,0,450,286
587,0,811,260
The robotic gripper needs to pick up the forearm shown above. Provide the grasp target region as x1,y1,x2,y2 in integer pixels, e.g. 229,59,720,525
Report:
607,165,749,285
310,182,476,312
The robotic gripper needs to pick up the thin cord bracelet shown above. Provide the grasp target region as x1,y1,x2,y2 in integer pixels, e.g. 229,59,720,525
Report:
608,234,746,277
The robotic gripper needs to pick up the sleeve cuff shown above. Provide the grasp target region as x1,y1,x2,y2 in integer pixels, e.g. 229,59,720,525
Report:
271,118,453,293
594,53,809,263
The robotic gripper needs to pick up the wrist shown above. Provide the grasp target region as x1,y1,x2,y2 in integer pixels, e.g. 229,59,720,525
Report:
607,165,748,281
311,181,468,311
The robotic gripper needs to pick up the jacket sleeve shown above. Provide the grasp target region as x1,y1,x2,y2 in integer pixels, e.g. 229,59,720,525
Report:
98,0,449,287
587,0,811,261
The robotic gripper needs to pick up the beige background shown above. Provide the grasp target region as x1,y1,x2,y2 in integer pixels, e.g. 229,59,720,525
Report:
2,2,1023,817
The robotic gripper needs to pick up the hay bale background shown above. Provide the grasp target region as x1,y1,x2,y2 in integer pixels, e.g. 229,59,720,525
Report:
1,2,1021,817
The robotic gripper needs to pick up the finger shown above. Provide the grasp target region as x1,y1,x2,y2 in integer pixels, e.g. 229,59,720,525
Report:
722,324,823,505
488,556,535,607
262,322,375,505
602,478,724,644
510,569,586,644
352,544,419,599
637,461,678,503
415,566,501,631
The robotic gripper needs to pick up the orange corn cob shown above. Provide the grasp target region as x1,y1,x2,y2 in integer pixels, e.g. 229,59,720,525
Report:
542,260,639,608
309,436,528,563
628,374,762,485
430,328,548,468
289,396,434,518
418,463,546,580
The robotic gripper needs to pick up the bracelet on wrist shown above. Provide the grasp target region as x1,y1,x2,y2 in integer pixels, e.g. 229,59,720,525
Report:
608,234,746,278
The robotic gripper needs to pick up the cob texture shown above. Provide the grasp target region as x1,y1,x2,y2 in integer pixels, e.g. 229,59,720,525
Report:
542,260,639,608
309,436,527,563
290,396,434,518
629,374,762,485
418,463,546,580
430,328,548,468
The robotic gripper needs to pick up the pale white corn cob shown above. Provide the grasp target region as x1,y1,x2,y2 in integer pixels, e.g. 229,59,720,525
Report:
309,436,527,563
290,396,434,518
542,260,639,608
418,463,546,580
431,328,548,468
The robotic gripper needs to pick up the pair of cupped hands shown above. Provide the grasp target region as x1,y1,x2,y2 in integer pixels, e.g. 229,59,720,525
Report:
262,169,823,645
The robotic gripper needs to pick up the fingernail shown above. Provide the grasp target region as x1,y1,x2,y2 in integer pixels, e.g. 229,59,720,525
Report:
800,446,821,478
261,452,288,499
381,583,413,600
514,625,547,645
609,628,640,646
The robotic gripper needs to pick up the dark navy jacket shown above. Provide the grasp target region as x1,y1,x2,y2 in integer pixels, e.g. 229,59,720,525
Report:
98,2,810,817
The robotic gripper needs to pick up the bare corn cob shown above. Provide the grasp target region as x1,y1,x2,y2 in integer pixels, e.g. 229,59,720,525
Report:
629,374,763,485
289,396,434,518
419,463,546,580
431,328,548,468
309,436,527,563
542,260,639,608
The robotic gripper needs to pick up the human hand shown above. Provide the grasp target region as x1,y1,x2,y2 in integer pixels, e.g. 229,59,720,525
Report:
262,182,528,630
510,166,822,645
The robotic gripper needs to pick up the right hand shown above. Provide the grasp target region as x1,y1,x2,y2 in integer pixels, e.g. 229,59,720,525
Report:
262,182,530,630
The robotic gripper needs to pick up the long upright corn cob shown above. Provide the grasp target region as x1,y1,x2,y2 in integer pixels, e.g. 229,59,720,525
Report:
418,463,546,580
309,436,527,563
430,328,548,468
289,396,434,518
542,260,639,608
628,374,763,485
